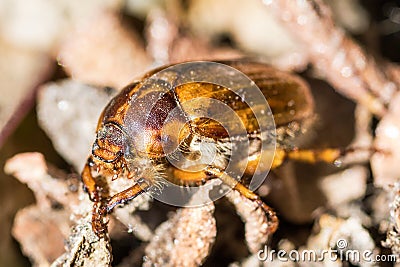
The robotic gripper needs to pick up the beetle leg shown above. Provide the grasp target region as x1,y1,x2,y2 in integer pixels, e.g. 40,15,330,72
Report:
206,167,278,234
272,148,343,168
105,179,151,213
272,146,379,168
92,201,109,236
82,156,100,202
91,179,151,236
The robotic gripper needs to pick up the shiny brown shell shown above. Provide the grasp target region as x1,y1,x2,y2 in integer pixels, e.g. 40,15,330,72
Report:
95,60,313,161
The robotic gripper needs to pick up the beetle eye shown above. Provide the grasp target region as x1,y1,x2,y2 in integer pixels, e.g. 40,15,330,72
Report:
99,124,125,147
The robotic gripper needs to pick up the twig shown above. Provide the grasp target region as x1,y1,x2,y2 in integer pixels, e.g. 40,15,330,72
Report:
264,0,399,117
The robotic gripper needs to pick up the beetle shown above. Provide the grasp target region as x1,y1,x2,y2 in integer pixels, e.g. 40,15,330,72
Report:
81,60,343,236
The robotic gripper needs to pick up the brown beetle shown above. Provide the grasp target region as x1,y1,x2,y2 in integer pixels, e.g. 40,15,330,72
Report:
81,60,342,236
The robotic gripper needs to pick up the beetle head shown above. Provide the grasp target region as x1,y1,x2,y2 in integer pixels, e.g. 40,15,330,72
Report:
92,122,156,181
92,123,126,168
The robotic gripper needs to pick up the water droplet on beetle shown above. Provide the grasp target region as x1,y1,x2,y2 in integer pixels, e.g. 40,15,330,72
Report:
334,159,342,167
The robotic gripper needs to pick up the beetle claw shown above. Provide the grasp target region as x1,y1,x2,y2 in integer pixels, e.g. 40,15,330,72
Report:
92,202,109,237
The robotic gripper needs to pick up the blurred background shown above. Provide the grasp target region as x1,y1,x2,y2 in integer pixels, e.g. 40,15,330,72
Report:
0,0,400,266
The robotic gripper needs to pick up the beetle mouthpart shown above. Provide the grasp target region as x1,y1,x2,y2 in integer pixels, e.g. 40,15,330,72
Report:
92,147,120,163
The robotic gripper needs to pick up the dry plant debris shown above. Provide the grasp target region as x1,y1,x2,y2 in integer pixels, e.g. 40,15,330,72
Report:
144,201,216,267
37,80,114,171
58,12,151,89
5,152,88,266
304,214,377,267
2,0,400,266
51,216,112,267
372,92,400,187
226,189,272,254
0,42,52,146
266,0,396,117
383,182,400,256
